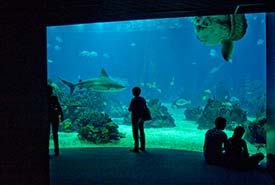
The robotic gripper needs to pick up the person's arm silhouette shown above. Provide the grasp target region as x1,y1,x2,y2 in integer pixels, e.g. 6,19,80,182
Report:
242,140,249,158
53,96,64,122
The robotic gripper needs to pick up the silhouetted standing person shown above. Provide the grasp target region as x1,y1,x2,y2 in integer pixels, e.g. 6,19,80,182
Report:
225,126,264,170
48,85,64,156
203,117,228,166
128,87,147,153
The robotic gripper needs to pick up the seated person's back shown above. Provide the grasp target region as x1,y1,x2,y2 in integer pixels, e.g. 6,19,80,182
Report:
203,117,227,165
225,126,264,170
226,134,248,159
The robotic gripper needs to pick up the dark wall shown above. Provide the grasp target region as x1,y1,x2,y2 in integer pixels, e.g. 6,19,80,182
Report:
0,4,49,185
47,0,275,26
266,12,275,174
0,1,274,184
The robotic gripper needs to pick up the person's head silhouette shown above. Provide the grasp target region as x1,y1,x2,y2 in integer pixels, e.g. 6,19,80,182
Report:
233,126,245,139
132,87,141,97
215,117,226,130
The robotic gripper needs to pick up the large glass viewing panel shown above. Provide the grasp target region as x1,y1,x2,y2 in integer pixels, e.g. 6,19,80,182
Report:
47,13,266,156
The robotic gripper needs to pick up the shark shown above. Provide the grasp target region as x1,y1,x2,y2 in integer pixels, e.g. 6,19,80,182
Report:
59,68,126,94
209,63,224,74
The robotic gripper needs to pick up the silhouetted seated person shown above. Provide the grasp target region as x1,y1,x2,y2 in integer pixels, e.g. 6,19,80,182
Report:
203,117,228,166
48,84,64,156
225,126,264,170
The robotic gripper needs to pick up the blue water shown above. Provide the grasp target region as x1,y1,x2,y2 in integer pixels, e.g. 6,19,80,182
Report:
47,13,266,113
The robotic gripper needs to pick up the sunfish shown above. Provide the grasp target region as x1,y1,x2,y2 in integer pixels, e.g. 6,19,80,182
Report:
193,14,247,62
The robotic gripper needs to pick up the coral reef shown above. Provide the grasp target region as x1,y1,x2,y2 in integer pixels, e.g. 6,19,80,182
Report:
184,106,203,121
197,98,249,130
62,91,127,120
103,95,127,118
76,111,124,144
123,99,175,128
245,112,266,145
59,118,74,132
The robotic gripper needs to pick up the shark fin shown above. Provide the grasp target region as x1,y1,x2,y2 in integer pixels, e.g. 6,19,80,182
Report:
59,77,75,94
100,68,109,78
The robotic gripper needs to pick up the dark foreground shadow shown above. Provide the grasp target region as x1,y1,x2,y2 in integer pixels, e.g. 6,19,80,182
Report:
50,148,274,185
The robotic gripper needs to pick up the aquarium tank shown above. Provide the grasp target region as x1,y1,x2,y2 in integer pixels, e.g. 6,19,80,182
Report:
47,13,267,156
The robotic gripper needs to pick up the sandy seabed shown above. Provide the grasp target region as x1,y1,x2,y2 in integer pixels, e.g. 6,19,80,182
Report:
49,106,266,157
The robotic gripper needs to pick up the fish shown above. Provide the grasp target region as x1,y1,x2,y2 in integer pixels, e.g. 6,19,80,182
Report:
173,98,191,108
230,96,240,103
209,63,224,74
202,95,209,101
145,82,161,93
54,45,62,51
90,51,98,57
79,50,90,57
47,59,54,63
209,49,217,57
146,82,156,88
257,39,264,45
204,89,212,94
55,36,63,43
170,77,175,86
102,53,110,59
79,50,98,57
59,68,126,94
130,42,136,47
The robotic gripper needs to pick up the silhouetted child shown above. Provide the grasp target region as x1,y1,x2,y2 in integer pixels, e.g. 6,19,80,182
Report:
225,126,264,170
203,117,228,166
48,84,64,156
128,87,147,153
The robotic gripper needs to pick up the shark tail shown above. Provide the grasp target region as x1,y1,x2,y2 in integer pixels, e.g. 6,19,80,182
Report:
59,77,75,94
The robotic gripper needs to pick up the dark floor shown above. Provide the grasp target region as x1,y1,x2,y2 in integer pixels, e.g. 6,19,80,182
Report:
50,148,274,185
